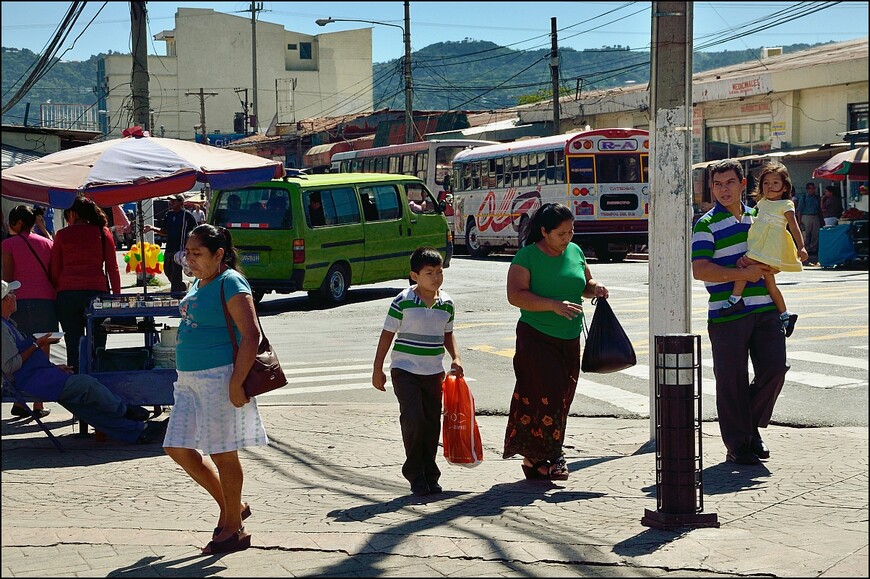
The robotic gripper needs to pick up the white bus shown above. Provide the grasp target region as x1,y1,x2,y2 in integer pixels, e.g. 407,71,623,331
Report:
450,128,650,261
330,139,498,233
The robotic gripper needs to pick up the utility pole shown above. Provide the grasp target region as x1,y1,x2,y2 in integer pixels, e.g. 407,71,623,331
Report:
647,1,693,439
550,17,560,136
186,88,219,144
249,2,262,134
130,1,150,131
403,0,413,143
234,87,250,134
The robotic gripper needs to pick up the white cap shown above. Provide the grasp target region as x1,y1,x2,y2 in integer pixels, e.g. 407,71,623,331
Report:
1,280,21,299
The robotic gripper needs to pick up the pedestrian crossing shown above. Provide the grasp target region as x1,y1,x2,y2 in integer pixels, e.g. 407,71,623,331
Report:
259,348,868,418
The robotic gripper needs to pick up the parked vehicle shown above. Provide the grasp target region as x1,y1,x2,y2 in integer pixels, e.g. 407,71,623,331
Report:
210,172,451,304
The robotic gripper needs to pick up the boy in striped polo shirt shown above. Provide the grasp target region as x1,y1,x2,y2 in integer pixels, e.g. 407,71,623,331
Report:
691,159,789,466
372,247,464,496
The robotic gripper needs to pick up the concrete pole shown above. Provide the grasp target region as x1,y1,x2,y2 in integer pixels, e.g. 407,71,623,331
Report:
403,0,413,143
648,1,693,440
550,17,560,136
251,2,260,134
185,89,219,144
130,1,150,131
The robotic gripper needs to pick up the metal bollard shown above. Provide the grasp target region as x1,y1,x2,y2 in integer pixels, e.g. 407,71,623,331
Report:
641,334,719,530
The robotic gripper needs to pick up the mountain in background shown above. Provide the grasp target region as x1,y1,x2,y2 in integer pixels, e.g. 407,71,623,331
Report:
1,40,830,126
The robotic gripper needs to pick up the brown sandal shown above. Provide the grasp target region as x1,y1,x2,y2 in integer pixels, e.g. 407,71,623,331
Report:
548,457,569,481
213,502,252,539
202,528,251,555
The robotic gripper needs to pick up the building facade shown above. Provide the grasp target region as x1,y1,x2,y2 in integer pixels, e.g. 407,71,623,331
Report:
100,8,373,142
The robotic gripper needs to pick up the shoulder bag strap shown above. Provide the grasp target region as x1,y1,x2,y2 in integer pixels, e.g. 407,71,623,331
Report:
221,277,268,362
17,234,51,281
99,226,111,292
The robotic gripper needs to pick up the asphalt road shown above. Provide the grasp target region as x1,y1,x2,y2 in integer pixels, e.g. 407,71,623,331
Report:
246,254,868,429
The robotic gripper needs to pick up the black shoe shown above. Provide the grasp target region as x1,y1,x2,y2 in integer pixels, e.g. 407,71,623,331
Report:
11,405,50,419
410,476,430,496
719,298,745,315
751,434,770,459
124,405,151,422
784,314,798,338
726,447,761,465
136,418,169,444
427,481,443,494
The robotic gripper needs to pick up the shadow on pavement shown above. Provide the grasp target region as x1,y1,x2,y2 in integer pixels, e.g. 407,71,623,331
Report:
108,554,225,577
255,287,403,315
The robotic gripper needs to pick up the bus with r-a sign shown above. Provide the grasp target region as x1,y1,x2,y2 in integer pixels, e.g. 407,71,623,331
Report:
449,128,649,261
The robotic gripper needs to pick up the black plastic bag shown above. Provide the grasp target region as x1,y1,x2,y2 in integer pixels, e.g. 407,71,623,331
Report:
581,297,636,373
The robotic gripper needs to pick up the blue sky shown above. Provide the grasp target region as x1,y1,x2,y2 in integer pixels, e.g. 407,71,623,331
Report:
1,1,868,64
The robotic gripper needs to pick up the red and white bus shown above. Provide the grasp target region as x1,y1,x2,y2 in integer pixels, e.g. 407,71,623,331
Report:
450,128,649,261
330,139,498,232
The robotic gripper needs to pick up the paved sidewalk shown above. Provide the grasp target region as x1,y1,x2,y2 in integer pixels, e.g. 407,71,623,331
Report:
1,402,867,577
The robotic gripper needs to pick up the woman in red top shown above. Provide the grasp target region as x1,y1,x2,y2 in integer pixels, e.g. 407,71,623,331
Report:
2,204,57,418
50,198,121,369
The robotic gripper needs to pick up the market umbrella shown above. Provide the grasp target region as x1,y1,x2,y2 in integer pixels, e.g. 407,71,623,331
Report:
812,146,868,181
1,130,284,294
1,131,284,208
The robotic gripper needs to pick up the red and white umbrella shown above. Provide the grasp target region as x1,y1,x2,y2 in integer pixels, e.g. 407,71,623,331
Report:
812,146,868,182
1,131,284,208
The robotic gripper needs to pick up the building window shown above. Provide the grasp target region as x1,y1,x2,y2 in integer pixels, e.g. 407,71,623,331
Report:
299,42,312,60
287,43,297,50
848,102,868,131
704,121,771,161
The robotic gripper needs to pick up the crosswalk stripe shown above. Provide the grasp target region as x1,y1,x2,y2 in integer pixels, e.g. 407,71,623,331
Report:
700,359,867,389
576,380,649,415
787,351,869,370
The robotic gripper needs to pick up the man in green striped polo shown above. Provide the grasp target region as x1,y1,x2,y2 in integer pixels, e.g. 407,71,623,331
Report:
691,159,789,466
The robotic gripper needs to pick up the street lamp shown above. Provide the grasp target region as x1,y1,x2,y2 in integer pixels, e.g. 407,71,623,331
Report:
316,5,413,143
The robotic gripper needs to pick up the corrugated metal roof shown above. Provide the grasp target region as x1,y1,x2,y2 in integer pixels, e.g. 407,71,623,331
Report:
1,145,44,170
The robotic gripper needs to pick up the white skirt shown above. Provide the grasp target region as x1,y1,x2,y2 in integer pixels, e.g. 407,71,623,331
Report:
164,363,269,455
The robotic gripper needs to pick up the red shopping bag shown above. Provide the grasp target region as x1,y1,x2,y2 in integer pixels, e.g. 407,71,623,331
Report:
442,374,483,467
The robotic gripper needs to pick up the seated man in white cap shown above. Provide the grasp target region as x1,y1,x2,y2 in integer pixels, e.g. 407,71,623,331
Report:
2,280,168,444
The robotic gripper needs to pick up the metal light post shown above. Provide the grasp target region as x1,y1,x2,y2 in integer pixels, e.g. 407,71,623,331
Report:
316,9,414,143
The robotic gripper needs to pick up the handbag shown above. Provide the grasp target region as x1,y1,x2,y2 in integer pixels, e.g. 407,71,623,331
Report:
220,279,287,397
580,297,637,374
442,374,483,467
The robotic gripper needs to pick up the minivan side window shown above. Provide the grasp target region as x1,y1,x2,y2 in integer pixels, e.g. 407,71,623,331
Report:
406,183,438,215
304,187,360,227
360,185,402,221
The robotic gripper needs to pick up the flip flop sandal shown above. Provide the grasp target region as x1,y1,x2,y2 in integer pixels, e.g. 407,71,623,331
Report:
213,502,252,538
521,459,551,480
201,529,251,556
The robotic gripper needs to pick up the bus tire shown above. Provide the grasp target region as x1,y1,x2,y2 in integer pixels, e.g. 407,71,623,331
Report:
610,251,627,263
319,264,350,304
465,219,490,258
594,243,613,263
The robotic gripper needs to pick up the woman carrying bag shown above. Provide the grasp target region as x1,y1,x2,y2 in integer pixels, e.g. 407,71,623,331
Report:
503,203,609,481
162,224,268,556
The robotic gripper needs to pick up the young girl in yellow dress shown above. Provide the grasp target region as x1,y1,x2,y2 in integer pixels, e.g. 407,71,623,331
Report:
720,162,807,337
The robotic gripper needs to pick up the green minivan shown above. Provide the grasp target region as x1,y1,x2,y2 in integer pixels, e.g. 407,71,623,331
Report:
209,172,452,304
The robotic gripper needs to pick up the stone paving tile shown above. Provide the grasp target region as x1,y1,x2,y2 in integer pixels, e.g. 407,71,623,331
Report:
2,403,868,577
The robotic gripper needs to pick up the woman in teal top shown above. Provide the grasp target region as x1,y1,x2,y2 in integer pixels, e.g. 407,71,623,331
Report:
503,203,609,480
163,224,267,556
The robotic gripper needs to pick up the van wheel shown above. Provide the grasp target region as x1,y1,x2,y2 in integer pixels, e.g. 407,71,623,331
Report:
465,219,490,258
319,264,350,304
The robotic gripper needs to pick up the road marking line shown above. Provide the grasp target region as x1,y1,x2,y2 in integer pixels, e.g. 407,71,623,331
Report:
786,351,868,370
701,359,867,388
576,380,649,415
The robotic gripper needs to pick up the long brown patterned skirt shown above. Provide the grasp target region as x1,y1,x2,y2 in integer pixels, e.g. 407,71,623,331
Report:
503,321,581,461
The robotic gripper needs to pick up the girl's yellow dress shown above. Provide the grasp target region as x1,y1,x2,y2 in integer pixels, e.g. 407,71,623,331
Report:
745,198,803,272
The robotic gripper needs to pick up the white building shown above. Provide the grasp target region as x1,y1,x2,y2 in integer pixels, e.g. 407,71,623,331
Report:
101,7,373,141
